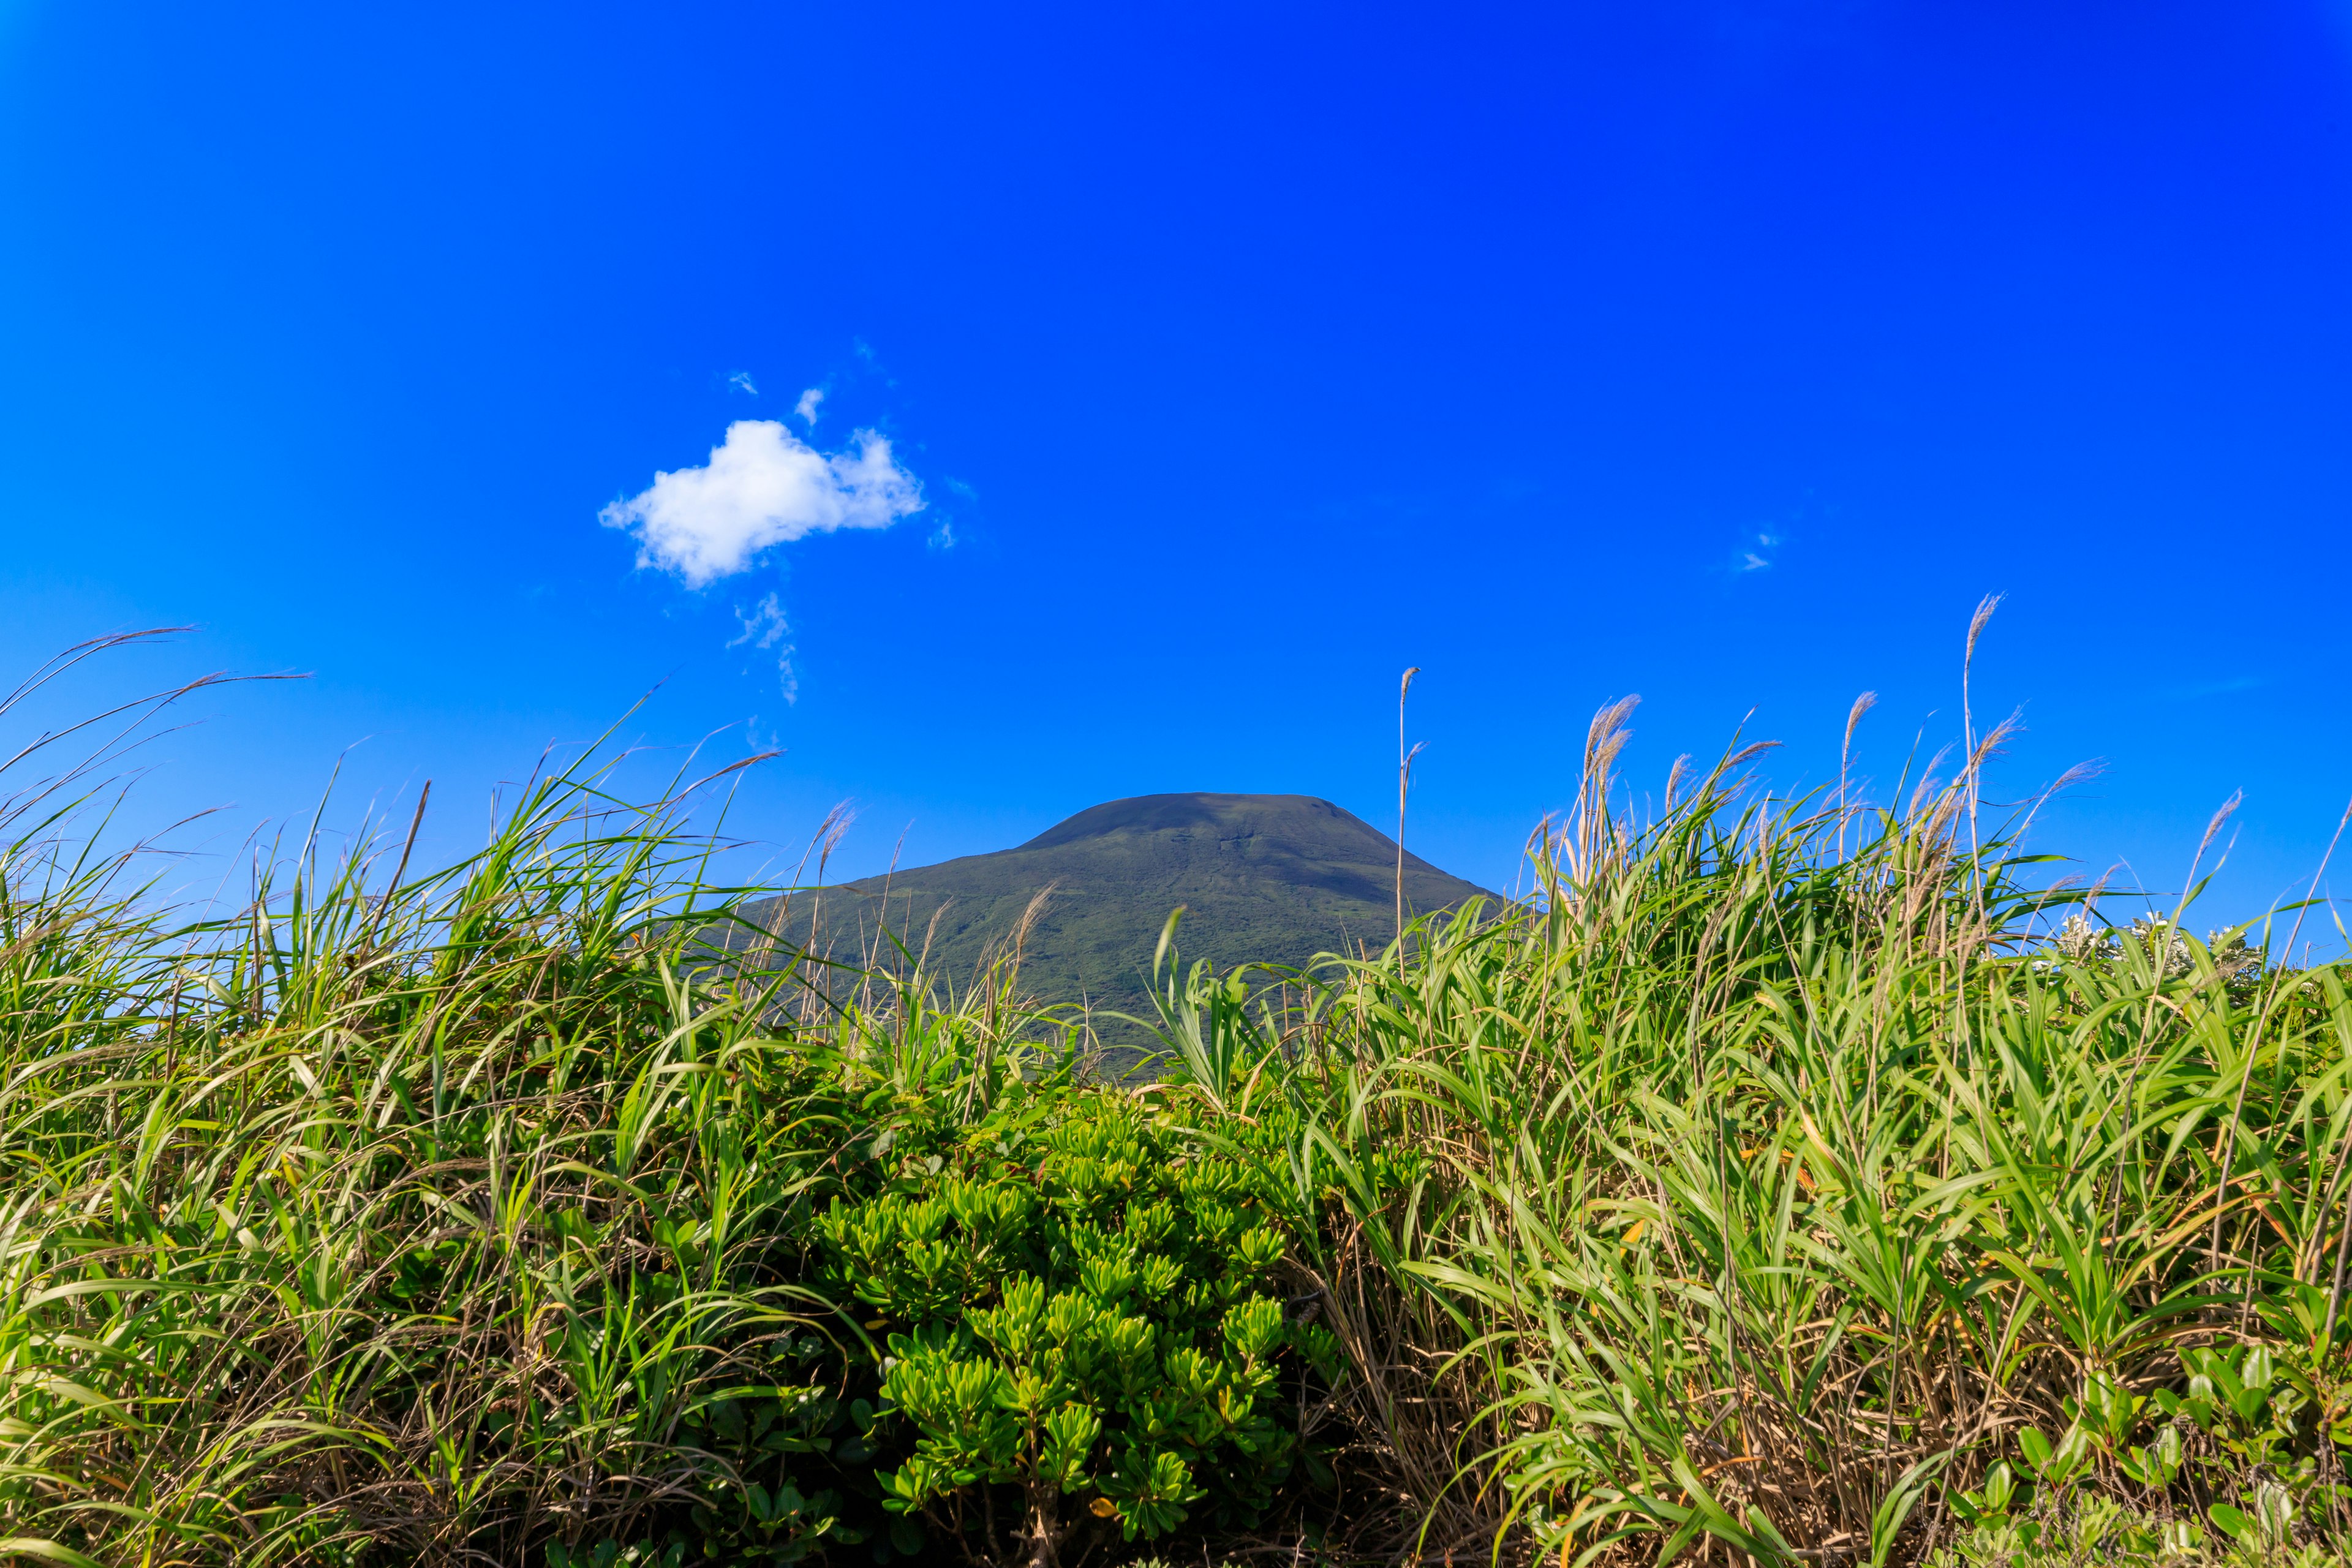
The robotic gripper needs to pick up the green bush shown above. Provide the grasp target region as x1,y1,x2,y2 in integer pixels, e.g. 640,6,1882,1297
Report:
814,1093,1342,1565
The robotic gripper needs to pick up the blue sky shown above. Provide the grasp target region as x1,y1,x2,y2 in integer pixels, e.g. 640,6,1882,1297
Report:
2,1,2349,940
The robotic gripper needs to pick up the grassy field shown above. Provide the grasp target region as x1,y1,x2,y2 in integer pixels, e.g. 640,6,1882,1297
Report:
2,655,2350,1566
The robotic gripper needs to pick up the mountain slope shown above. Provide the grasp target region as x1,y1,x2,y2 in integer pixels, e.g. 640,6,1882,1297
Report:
738,793,1498,1031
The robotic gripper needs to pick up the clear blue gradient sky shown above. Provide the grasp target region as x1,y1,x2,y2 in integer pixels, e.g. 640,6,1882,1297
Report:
2,1,2348,936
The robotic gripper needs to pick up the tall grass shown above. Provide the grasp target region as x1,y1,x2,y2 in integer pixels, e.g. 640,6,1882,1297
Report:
1227,704,2352,1564
5,633,2351,1567
0,739,1075,1566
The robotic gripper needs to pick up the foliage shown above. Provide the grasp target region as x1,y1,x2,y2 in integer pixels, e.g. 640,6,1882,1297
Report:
0,731,1140,1566
10,630,2352,1568
814,1091,1340,1564
1224,696,2352,1566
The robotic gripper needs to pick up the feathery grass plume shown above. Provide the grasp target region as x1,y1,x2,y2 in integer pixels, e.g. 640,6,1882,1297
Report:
1838,689,1879,861
1569,695,1638,888
1397,666,1424,946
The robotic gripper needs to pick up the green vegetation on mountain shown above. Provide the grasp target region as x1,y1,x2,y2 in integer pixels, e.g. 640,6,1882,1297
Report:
736,792,1493,1036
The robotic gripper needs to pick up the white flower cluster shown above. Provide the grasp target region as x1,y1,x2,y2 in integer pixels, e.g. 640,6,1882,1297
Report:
2206,925,2263,983
2125,914,2196,979
2054,913,2113,965
2046,913,2260,983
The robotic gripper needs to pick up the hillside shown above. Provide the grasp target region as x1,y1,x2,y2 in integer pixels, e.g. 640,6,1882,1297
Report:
734,793,1499,1044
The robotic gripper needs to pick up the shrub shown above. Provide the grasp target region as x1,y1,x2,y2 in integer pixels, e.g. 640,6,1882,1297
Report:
814,1092,1342,1566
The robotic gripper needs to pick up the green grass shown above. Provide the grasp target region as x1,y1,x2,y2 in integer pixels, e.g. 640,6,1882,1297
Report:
1207,706,2352,1566
3,643,2351,1567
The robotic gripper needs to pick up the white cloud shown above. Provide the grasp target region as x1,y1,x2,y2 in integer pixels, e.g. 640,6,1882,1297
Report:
1741,552,1771,571
729,591,790,650
729,592,799,703
794,387,824,426
600,420,924,587
728,371,759,396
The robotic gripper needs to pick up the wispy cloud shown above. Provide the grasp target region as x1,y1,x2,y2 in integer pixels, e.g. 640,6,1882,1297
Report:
729,592,790,650
600,420,924,587
1740,552,1771,571
794,387,824,427
729,592,798,703
728,371,759,396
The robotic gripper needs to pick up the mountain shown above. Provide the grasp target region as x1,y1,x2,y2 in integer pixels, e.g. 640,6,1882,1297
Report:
733,793,1499,1049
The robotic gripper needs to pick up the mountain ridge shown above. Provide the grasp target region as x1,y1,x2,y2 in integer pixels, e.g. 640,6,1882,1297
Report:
737,792,1501,1046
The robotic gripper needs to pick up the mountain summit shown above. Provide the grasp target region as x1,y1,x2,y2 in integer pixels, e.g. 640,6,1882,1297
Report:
739,793,1498,1035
